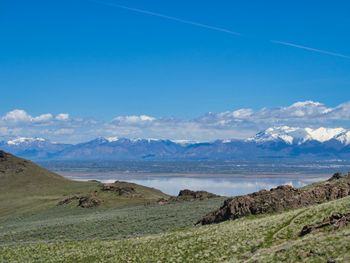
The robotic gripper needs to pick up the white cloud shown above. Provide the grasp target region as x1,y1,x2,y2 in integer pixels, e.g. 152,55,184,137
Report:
328,102,350,119
52,128,74,135
0,101,349,143
112,115,156,124
262,101,332,119
55,113,69,121
2,110,69,124
2,109,32,122
32,113,53,123
231,108,254,119
198,100,350,128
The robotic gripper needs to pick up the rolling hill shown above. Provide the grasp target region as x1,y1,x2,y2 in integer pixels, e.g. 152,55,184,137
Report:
0,151,350,262
0,150,168,219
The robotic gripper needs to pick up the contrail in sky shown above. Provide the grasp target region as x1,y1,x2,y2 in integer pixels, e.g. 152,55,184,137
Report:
89,0,350,60
89,0,241,36
271,40,350,60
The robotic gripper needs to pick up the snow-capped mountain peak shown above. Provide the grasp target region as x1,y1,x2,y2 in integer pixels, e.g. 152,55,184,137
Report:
249,126,301,144
7,137,48,145
2,128,350,161
304,127,346,143
334,130,350,145
130,138,162,143
249,126,350,145
105,137,119,143
171,139,199,145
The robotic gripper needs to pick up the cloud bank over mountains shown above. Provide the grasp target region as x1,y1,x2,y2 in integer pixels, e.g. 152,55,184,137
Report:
1,101,349,143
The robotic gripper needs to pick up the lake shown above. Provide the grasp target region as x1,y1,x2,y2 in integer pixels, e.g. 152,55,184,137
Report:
59,171,330,196
45,160,347,196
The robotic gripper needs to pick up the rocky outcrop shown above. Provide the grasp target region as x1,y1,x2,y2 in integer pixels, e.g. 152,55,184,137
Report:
199,173,350,225
58,195,101,208
158,189,219,205
57,196,80,205
299,212,350,236
328,172,343,181
78,196,101,208
177,189,219,200
101,182,141,197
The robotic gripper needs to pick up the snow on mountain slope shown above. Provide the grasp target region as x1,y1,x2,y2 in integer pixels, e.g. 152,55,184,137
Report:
105,137,119,143
7,137,48,145
2,126,350,161
335,131,350,145
304,127,346,143
249,126,350,145
0,137,70,160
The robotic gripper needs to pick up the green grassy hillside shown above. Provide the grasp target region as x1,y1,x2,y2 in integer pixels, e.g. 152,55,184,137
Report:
1,196,349,262
1,151,350,262
0,151,168,220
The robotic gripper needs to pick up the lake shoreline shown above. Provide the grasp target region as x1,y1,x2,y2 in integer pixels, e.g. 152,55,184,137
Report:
57,170,331,196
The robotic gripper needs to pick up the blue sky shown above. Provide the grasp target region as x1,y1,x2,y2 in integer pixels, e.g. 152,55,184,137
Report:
0,0,350,142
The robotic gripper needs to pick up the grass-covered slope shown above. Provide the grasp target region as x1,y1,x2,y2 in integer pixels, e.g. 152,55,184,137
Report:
1,150,350,262
0,151,168,220
1,196,350,262
0,198,225,244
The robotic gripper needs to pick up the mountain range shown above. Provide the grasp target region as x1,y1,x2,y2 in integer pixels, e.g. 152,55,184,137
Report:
1,126,350,161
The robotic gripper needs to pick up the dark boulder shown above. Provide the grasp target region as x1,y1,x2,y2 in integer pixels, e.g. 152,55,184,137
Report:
58,195,101,208
299,212,350,237
78,196,101,208
328,172,343,181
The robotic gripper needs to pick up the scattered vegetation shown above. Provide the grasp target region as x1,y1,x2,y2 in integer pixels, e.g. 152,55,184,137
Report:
1,151,350,262
1,197,350,262
0,151,168,221
0,198,225,244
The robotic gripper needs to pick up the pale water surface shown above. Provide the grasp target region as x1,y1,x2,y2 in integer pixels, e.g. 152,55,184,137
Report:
60,171,329,196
